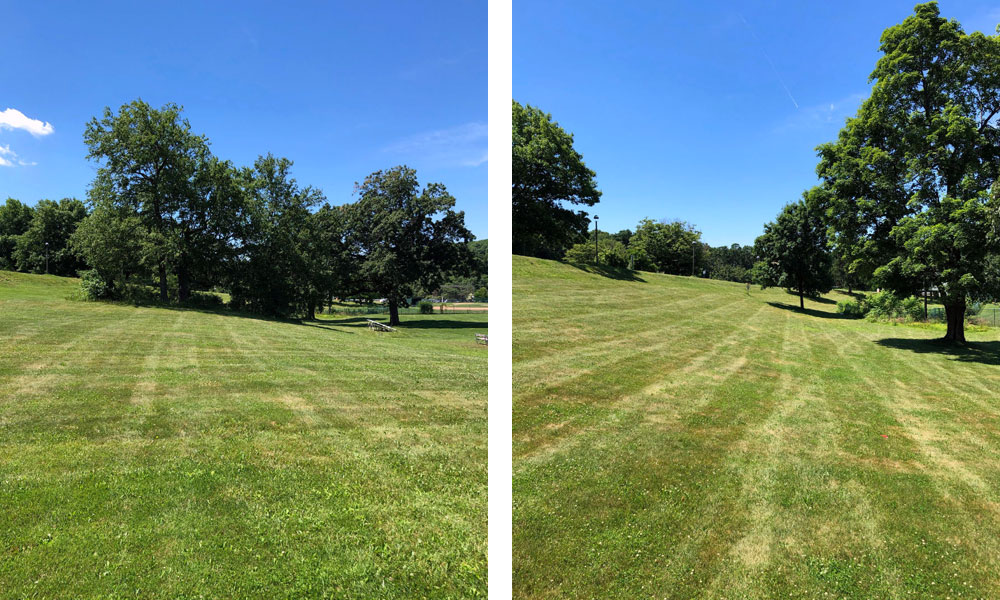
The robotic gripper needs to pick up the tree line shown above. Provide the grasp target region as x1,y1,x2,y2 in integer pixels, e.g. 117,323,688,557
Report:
3,100,486,326
513,2,1000,343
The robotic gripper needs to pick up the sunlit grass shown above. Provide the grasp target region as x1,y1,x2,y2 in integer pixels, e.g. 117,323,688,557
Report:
514,255,1000,599
1,271,487,598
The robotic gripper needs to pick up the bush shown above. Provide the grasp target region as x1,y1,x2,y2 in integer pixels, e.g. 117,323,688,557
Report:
901,296,925,321
79,269,111,300
121,283,159,306
837,299,866,318
966,302,983,316
850,291,930,322
418,300,434,314
473,286,488,302
184,291,225,309
864,291,900,320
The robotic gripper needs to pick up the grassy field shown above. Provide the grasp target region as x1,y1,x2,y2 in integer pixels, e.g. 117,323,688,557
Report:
513,256,1000,599
0,271,487,598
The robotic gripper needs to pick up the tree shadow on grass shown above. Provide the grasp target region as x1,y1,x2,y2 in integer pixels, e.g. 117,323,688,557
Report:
874,337,1000,365
782,289,836,304
834,289,866,300
566,261,646,282
312,315,487,331
396,319,488,330
767,301,847,320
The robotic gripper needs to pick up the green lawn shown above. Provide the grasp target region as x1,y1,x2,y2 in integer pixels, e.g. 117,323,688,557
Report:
513,255,1000,599
0,271,487,598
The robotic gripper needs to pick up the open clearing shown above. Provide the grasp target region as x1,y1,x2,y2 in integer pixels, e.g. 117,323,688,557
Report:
513,255,1000,599
0,271,486,598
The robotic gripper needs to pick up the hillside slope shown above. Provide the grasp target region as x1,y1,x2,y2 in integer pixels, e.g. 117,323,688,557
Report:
0,271,486,598
514,255,1000,599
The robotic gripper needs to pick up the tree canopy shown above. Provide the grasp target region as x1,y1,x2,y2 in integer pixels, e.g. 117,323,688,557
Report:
348,166,472,325
629,219,701,275
0,99,480,324
816,2,1000,341
753,198,833,309
83,99,211,301
513,100,601,259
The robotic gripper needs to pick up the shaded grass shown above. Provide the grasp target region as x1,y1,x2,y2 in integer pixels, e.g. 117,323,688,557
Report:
0,270,487,599
513,255,1000,599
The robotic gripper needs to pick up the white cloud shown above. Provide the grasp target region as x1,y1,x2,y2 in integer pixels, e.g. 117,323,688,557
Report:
0,107,54,136
0,144,36,167
774,93,867,133
384,122,488,168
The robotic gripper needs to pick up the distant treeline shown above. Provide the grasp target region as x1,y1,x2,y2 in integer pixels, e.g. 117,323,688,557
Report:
1,100,486,325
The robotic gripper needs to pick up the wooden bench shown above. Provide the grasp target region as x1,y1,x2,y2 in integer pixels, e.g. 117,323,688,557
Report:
475,333,488,345
366,318,396,333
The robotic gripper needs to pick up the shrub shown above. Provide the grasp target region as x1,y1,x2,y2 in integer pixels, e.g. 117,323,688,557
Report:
121,283,159,306
473,287,488,302
79,269,111,300
418,300,434,314
837,299,866,318
184,291,224,309
966,302,983,316
864,290,901,320
900,296,925,321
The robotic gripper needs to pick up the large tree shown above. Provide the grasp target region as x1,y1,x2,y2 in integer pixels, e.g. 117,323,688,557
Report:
228,154,323,317
298,203,352,319
513,100,601,259
349,166,472,326
817,2,1000,342
83,99,211,301
753,197,834,309
70,203,146,295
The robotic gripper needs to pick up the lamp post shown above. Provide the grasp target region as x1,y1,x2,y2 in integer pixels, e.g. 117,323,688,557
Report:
593,215,599,265
691,241,696,277
45,242,49,275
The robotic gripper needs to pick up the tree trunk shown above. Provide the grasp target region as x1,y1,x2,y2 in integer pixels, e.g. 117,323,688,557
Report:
848,283,853,295
158,261,168,302
388,301,400,326
307,302,315,321
943,299,966,343
177,260,190,303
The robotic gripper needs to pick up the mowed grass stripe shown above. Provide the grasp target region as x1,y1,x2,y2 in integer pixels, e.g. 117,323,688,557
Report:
1,271,486,598
513,256,1000,599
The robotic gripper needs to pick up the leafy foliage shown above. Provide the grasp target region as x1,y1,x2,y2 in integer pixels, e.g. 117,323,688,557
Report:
815,2,1000,341
348,166,472,325
513,101,601,259
753,199,833,308
12,198,87,275
83,99,211,301
563,234,629,268
705,244,755,283
0,198,35,270
629,219,701,275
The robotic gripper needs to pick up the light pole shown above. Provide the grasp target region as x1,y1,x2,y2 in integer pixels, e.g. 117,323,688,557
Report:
691,241,696,277
593,215,599,265
45,242,49,275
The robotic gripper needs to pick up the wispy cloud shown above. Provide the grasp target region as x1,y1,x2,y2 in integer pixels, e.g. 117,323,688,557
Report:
739,13,798,110
0,108,54,136
774,93,867,133
0,144,37,167
384,122,487,168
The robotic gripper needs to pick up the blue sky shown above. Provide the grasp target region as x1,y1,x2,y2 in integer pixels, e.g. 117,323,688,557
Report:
515,0,1000,247
0,1,487,239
